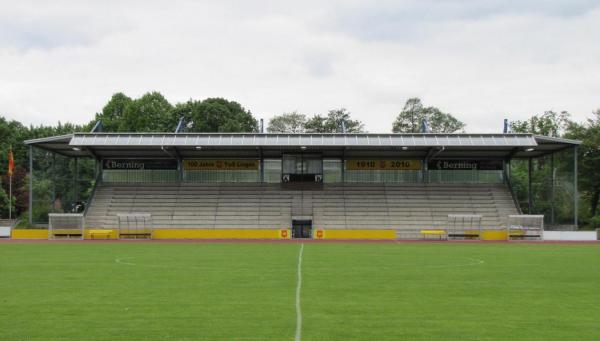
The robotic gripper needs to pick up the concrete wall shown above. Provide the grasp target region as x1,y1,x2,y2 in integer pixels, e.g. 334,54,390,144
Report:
544,231,597,241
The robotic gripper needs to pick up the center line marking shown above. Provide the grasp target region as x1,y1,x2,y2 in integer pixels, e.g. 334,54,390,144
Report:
295,243,304,341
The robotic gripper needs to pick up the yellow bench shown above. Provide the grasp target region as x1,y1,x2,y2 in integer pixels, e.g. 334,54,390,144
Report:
420,229,447,240
88,229,113,240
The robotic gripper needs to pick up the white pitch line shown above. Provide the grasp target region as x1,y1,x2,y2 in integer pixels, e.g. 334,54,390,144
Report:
295,243,304,341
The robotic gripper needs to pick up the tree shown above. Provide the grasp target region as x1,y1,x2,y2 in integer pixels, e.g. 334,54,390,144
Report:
305,108,365,133
510,111,571,136
119,92,173,132
1,166,27,217
0,184,11,219
392,97,465,133
392,98,423,133
267,112,307,133
304,115,328,133
175,98,257,133
565,110,600,217
94,93,133,132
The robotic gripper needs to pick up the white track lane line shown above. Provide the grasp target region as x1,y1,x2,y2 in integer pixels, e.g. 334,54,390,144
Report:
295,243,304,341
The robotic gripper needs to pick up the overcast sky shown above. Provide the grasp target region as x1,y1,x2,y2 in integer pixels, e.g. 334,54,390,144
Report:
1,0,599,133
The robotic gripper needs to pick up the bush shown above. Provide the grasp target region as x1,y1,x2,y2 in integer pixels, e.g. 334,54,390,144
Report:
590,215,600,230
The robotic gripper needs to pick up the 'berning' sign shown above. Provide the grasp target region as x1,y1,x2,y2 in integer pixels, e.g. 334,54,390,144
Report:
428,160,503,171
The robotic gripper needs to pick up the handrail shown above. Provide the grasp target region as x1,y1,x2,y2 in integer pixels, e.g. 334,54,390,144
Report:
83,170,102,218
505,177,523,214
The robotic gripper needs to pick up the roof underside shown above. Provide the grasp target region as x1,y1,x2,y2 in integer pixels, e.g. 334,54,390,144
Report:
24,133,580,159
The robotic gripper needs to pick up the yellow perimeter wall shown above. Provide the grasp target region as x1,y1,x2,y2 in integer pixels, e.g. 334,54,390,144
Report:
10,229,291,239
314,229,396,240
152,229,290,239
10,228,503,240
11,229,49,239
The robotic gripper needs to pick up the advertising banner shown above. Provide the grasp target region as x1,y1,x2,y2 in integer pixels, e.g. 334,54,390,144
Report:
427,159,503,170
102,159,178,170
183,159,259,171
346,160,422,171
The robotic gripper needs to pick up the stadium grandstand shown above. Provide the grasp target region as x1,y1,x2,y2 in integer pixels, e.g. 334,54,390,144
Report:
22,129,580,240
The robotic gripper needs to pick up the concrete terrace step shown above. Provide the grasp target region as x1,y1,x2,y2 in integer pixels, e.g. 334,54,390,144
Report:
86,182,519,229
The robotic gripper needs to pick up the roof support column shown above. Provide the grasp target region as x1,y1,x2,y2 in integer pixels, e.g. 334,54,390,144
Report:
52,153,56,211
528,157,533,213
259,148,264,183
423,147,434,184
28,145,33,225
574,146,578,228
550,153,555,225
178,158,184,183
74,157,79,204
341,148,346,183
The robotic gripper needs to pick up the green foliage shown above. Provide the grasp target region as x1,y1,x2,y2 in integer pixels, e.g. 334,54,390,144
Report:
267,112,307,133
1,167,28,217
0,182,11,218
0,116,90,220
119,92,174,132
266,108,365,133
305,108,365,133
510,110,571,136
507,108,600,226
589,215,600,229
176,98,258,132
304,115,328,133
95,94,258,133
565,109,600,217
393,97,465,133
94,92,132,132
1,92,259,221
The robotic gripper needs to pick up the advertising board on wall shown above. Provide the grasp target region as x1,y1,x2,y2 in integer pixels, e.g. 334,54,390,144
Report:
102,159,178,170
183,159,259,171
346,160,422,171
427,160,503,171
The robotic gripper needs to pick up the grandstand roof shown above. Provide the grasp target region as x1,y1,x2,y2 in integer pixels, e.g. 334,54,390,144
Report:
24,133,580,159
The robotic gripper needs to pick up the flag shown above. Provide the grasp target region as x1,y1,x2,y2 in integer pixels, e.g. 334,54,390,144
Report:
7,147,14,177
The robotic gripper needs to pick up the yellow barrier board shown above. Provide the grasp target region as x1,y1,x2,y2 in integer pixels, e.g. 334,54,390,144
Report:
183,159,259,171
11,229,49,239
152,229,290,239
421,230,446,235
481,230,508,241
346,160,421,171
314,229,395,240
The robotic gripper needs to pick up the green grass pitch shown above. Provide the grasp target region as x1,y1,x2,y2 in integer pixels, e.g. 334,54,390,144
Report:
1,242,599,340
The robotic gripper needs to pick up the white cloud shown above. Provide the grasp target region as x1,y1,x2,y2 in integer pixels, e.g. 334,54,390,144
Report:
0,0,599,132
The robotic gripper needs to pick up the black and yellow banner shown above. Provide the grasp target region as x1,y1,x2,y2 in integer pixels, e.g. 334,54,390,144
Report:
428,159,503,170
184,159,259,171
346,160,422,171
